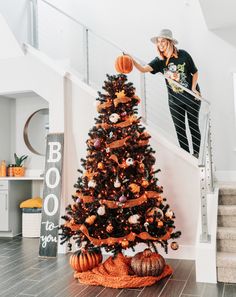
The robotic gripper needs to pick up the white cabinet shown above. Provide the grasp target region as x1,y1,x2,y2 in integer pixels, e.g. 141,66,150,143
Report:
0,191,9,231
0,180,32,237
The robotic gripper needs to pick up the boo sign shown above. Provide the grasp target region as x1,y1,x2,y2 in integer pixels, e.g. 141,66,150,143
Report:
39,133,64,258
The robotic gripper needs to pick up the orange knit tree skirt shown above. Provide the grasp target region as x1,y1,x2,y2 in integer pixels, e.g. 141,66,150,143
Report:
74,253,173,288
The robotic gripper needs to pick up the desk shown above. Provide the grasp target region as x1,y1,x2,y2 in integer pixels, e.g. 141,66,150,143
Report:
0,177,44,237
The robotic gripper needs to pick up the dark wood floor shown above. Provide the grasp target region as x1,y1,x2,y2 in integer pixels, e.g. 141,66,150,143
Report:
0,237,235,297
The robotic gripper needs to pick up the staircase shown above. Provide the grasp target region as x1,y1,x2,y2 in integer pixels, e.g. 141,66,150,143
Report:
217,185,236,282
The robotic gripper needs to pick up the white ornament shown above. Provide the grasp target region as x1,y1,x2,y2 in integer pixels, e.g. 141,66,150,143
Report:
97,205,106,216
88,180,96,188
126,158,134,166
81,241,87,248
109,131,113,138
114,178,121,188
165,209,174,218
109,113,120,123
128,214,140,224
144,222,149,231
106,147,110,153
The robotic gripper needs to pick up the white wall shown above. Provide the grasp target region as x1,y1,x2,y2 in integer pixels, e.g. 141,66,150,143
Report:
0,0,29,46
0,98,13,163
37,0,236,173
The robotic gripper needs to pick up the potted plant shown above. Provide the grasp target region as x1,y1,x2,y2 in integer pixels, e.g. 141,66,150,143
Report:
13,153,28,177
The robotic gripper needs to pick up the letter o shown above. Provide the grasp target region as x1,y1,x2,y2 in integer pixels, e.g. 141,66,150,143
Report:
46,167,60,189
44,194,58,216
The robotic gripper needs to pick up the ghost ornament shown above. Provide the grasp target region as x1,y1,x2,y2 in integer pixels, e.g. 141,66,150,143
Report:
128,214,140,224
88,180,96,188
126,158,134,166
109,113,120,123
165,209,174,218
114,178,121,188
97,205,106,216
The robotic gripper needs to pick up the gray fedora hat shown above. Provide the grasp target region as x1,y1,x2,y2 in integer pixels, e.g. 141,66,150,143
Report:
150,29,178,45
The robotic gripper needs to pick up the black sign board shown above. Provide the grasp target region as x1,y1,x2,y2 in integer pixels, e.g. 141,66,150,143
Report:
39,133,64,257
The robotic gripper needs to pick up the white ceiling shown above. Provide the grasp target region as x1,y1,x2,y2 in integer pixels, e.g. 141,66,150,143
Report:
0,91,38,100
199,0,236,30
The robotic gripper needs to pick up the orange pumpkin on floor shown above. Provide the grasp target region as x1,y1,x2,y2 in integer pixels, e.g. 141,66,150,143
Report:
69,249,102,272
131,249,166,276
115,55,133,74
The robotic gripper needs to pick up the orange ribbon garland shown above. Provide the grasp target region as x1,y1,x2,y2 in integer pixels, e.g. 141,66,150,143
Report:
109,154,127,168
106,136,130,149
75,191,162,207
138,139,149,146
83,170,97,180
65,223,172,246
97,95,141,112
114,96,131,107
100,191,161,209
97,101,112,112
115,115,137,128
96,115,138,130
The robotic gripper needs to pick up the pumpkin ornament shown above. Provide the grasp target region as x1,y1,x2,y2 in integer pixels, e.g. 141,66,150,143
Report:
69,249,102,272
131,249,166,276
115,55,133,74
171,241,179,250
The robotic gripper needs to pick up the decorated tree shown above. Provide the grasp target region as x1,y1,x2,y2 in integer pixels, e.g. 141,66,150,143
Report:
60,74,181,257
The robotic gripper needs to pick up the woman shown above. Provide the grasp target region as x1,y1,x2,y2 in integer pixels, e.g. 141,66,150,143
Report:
130,29,201,158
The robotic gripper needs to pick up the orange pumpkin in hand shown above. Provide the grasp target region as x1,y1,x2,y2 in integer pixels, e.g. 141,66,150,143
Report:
115,55,133,74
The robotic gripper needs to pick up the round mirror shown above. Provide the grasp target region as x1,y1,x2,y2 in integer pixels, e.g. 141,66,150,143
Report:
23,108,49,156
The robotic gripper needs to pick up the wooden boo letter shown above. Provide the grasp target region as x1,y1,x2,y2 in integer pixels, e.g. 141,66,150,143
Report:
39,133,64,258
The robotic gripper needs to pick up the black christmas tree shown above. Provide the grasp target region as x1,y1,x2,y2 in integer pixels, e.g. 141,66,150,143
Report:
60,74,181,255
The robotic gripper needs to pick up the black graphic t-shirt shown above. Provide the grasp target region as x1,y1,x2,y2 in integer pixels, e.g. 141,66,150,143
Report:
148,49,200,102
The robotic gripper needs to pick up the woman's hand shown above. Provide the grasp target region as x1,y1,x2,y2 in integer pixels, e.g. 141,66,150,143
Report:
191,87,201,100
122,53,153,73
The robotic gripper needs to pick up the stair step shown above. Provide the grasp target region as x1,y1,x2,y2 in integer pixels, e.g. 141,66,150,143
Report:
219,186,236,196
218,205,236,215
217,227,236,239
218,206,236,227
217,252,236,282
217,252,236,268
217,267,236,283
217,239,236,252
219,195,236,205
218,215,236,227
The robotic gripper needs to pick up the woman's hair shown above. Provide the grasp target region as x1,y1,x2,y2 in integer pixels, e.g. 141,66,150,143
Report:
156,39,178,65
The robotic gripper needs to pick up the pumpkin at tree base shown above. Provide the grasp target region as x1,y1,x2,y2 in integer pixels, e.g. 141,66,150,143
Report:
74,252,172,288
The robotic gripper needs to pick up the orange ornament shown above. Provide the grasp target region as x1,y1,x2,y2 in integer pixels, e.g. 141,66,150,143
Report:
121,239,129,248
141,179,149,188
97,162,104,169
138,163,145,173
85,215,96,225
129,183,140,193
157,221,164,227
106,224,114,233
115,55,133,74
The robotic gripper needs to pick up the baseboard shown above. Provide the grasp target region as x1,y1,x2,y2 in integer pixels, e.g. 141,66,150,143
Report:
103,243,195,260
215,171,236,182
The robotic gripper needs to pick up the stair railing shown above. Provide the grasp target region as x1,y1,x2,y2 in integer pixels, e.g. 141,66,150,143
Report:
29,0,214,243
